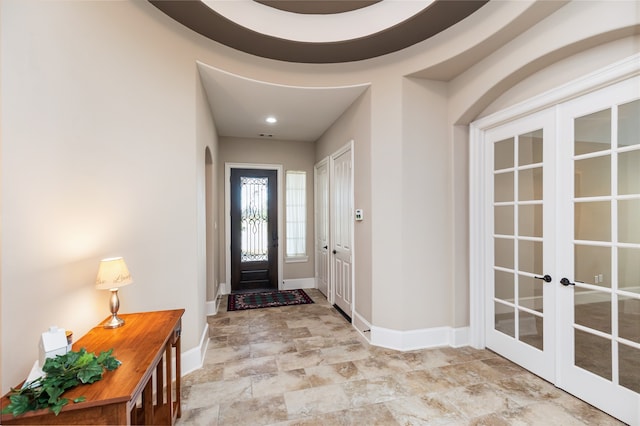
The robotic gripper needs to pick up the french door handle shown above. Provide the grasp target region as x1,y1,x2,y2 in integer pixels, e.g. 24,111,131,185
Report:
323,245,328,249
560,277,575,286
534,274,552,283
332,249,337,254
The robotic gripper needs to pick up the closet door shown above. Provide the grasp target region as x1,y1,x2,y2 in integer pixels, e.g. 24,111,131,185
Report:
557,78,640,425
484,108,557,381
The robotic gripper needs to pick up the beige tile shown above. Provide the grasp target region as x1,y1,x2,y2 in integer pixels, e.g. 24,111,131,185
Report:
185,377,252,410
223,355,279,379
182,363,224,386
307,402,400,425
385,395,463,425
251,369,310,398
176,404,220,426
305,361,364,386
431,383,520,420
319,343,370,365
277,349,324,371
204,344,251,365
218,394,289,426
398,368,458,395
284,384,351,417
341,376,409,407
353,355,412,379
250,340,298,358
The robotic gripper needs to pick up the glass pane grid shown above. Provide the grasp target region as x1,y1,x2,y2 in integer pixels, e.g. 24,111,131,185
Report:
240,176,269,262
493,130,545,349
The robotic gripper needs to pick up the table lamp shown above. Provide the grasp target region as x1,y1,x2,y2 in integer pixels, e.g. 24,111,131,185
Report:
95,257,133,328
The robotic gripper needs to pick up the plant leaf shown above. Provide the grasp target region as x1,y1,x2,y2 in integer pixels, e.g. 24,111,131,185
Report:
73,396,86,403
77,362,103,384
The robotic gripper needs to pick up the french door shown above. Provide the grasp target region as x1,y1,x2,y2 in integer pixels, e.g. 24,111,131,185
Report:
480,76,640,424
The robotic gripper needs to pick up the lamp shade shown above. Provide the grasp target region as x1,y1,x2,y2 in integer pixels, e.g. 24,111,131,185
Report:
95,257,133,290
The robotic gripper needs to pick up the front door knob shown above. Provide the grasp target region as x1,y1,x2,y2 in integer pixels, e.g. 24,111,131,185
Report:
534,274,552,283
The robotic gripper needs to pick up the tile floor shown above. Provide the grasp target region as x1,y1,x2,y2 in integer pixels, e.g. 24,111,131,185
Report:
178,289,623,425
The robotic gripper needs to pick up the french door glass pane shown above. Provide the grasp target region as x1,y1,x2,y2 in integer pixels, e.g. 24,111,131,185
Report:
618,199,640,244
495,238,514,269
519,310,543,350
494,205,514,235
619,343,640,393
495,172,514,202
518,274,543,312
495,270,515,301
575,108,611,155
518,167,543,201
495,301,515,338
574,201,611,241
575,329,612,381
618,296,640,344
575,155,611,197
574,244,611,288
618,247,640,293
495,137,514,169
575,290,611,334
519,129,543,165
618,150,640,195
618,99,640,147
518,204,543,238
518,240,543,275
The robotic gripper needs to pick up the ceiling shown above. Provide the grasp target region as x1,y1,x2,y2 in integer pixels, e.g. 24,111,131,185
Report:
151,0,490,142
197,62,370,142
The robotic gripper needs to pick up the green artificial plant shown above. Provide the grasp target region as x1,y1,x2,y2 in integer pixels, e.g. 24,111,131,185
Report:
1,348,121,417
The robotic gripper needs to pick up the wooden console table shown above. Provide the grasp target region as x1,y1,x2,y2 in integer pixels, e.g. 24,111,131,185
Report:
1,309,184,425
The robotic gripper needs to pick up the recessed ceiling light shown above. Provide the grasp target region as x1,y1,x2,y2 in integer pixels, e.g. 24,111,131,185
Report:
265,116,277,124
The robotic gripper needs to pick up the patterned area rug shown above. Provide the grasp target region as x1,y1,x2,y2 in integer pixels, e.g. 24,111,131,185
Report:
227,289,314,311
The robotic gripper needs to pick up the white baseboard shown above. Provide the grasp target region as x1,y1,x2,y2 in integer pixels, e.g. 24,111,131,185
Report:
371,325,471,351
352,311,372,342
281,277,315,290
206,285,226,316
181,323,209,376
219,282,230,295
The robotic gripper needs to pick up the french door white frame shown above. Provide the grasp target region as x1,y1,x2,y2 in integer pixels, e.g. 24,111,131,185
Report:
314,157,330,301
470,54,640,425
224,162,284,292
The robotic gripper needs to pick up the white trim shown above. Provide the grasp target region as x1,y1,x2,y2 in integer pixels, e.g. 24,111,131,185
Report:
285,256,309,263
206,281,226,316
281,277,315,290
352,310,372,342
472,53,640,131
180,324,209,376
225,163,284,292
469,53,640,350
371,325,470,351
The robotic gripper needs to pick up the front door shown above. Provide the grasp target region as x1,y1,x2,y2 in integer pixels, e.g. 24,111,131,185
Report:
230,168,278,293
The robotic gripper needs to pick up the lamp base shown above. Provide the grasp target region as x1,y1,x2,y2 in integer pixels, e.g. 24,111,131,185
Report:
103,314,125,329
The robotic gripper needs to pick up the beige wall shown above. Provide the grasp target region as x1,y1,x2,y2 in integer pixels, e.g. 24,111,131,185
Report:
218,137,316,282
2,0,638,393
0,0,220,392
316,90,372,322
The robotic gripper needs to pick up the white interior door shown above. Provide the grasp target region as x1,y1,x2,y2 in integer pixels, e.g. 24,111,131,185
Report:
478,76,640,425
484,108,557,382
556,79,640,425
331,144,354,318
314,159,329,298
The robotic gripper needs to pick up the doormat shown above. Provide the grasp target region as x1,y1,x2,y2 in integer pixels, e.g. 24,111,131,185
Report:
227,289,314,311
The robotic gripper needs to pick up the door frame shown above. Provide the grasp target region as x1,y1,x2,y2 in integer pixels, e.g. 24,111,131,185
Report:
314,157,330,301
470,52,640,350
225,162,284,292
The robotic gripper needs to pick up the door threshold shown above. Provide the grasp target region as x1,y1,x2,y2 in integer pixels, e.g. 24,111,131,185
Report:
333,304,352,323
